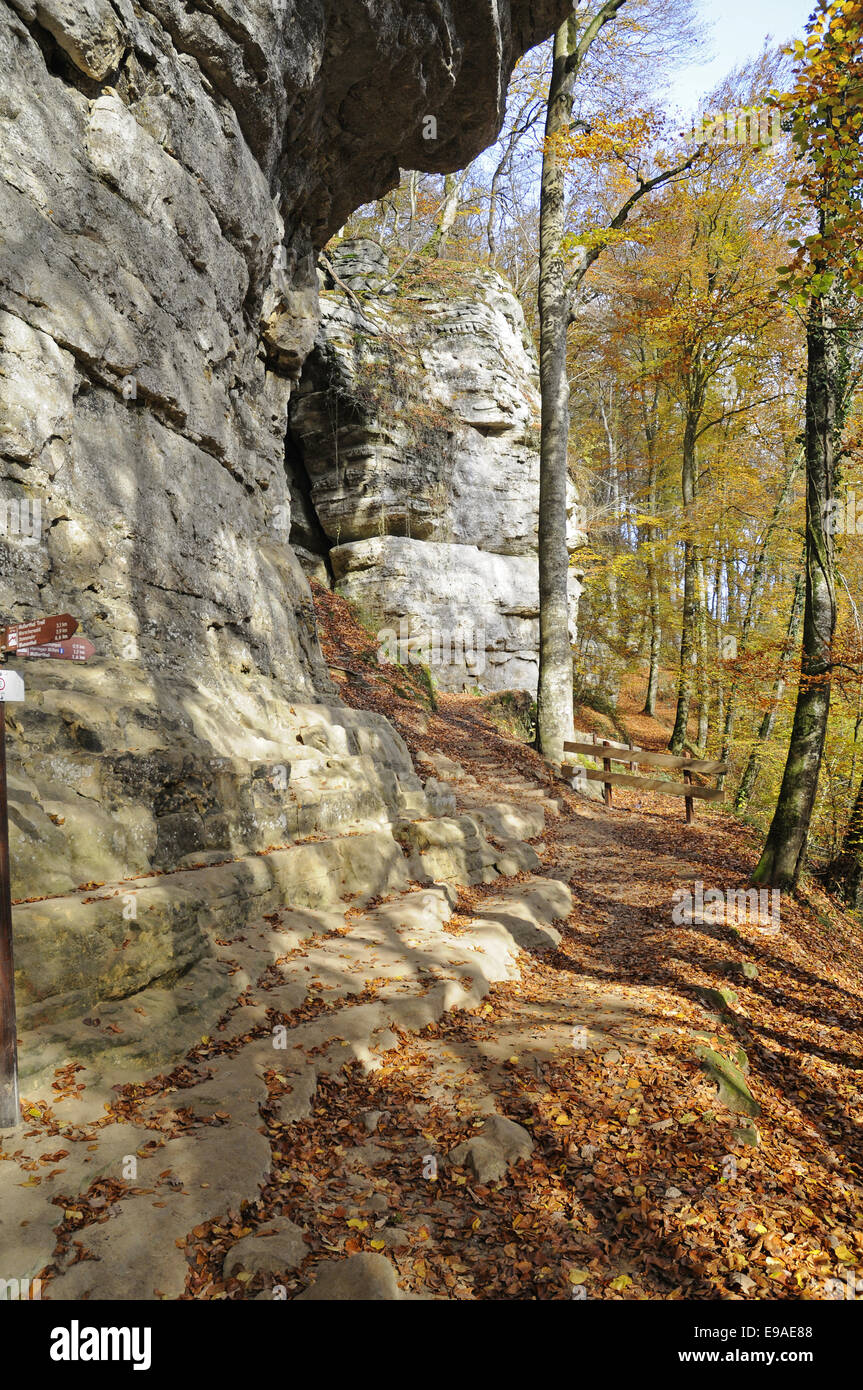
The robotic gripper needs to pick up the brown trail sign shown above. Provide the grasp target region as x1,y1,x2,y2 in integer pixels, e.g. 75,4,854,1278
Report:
24,637,96,662
0,616,94,1128
1,613,78,651
564,734,727,823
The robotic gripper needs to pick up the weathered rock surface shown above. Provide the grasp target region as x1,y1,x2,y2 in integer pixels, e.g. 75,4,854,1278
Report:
295,1252,405,1301
694,1045,762,1118
290,242,584,691
2,872,573,1297
0,0,570,1015
448,1114,533,1183
223,1221,308,1280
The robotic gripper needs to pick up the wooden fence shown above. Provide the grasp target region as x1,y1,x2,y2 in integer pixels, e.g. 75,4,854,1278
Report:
563,734,728,823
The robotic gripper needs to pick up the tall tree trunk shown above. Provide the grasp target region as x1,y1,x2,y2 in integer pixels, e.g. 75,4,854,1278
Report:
428,170,468,258
734,565,805,813
536,0,641,761
719,451,801,782
537,17,580,763
644,568,662,715
752,289,842,887
599,386,620,628
640,377,662,716
695,549,710,749
669,409,701,752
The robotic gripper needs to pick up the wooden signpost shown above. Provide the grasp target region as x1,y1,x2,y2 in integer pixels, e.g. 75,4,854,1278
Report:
564,734,728,822
0,668,25,1130
0,615,94,1129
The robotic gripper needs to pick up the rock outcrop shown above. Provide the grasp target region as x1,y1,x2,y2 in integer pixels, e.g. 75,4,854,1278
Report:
289,239,584,692
0,0,570,1027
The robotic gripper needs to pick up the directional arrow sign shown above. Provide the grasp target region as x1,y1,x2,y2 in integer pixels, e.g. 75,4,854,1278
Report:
24,637,95,663
2,613,78,651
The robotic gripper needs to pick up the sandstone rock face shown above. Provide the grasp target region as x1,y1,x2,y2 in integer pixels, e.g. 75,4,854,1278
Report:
289,241,584,692
0,0,570,1012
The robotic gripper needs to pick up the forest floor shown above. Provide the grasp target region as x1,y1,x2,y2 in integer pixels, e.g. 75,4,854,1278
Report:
290,588,863,1300
9,594,863,1301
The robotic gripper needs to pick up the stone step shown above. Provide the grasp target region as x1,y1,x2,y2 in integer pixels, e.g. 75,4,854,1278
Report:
14,806,541,1084
459,801,545,841
14,828,414,1058
5,874,573,1298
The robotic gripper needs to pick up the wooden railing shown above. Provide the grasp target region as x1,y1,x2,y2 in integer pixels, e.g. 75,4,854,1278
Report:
563,734,728,823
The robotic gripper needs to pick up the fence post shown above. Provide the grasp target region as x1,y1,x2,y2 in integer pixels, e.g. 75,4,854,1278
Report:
683,747,694,824
602,740,612,807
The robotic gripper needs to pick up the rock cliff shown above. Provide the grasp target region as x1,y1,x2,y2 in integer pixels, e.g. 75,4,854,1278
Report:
0,0,571,1039
289,239,583,691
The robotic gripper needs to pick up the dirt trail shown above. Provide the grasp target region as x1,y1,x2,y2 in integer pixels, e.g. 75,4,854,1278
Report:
270,589,863,1301
6,589,863,1301
265,686,863,1300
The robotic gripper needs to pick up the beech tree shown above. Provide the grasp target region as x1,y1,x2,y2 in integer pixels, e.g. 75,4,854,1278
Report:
752,0,863,888
537,0,701,761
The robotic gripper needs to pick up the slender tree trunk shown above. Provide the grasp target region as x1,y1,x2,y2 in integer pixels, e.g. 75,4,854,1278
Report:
696,549,709,749
719,451,801,781
599,386,620,627
670,410,702,752
429,170,468,258
537,18,580,763
641,380,662,716
735,565,805,813
752,289,842,887
535,0,633,761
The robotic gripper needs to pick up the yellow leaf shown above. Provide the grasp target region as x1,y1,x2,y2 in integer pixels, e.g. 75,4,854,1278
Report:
610,1274,632,1291
471,1217,481,1232
569,1268,589,1285
417,1226,430,1240
347,1218,368,1230
370,1240,386,1251
555,1113,571,1126
634,1184,646,1197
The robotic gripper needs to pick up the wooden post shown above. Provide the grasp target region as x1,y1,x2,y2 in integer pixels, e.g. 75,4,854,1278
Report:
0,703,19,1129
602,739,613,807
683,747,694,824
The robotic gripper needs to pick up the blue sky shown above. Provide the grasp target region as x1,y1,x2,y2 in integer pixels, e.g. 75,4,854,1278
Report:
665,0,816,114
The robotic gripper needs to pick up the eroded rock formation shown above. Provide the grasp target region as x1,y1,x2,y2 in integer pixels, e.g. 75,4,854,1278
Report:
289,239,583,691
0,0,570,1039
